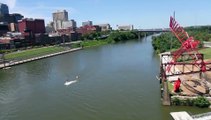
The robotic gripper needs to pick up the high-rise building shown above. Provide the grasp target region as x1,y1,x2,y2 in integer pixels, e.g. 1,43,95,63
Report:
53,10,68,21
52,10,68,30
62,19,77,29
70,19,77,28
0,3,9,15
82,21,93,26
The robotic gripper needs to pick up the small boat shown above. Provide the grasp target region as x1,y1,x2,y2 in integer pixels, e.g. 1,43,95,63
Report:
64,80,77,86
64,76,79,86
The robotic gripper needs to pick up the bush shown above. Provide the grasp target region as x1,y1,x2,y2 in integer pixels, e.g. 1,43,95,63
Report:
193,96,210,108
186,98,194,106
171,97,181,106
171,97,210,108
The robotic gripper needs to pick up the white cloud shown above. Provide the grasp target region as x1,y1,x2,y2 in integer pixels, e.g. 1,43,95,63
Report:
10,3,78,25
0,0,16,9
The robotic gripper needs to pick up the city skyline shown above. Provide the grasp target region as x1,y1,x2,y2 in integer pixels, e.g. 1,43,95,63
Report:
1,0,211,29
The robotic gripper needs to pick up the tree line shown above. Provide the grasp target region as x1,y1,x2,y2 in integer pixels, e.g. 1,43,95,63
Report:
152,26,211,53
81,30,146,43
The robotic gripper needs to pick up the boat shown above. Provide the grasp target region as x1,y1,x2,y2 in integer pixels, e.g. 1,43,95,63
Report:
64,76,79,86
64,80,77,86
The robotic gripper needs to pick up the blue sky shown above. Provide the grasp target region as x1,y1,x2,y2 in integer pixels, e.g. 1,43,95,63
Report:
1,0,211,29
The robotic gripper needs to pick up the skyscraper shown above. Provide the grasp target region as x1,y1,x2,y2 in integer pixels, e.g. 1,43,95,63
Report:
52,10,68,30
53,10,68,21
82,21,93,26
0,3,9,15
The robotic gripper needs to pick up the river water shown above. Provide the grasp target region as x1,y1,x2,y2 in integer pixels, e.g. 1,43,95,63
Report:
0,36,210,120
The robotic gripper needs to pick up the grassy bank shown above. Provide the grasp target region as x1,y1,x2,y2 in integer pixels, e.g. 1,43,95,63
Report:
81,39,112,48
2,31,141,61
4,46,65,61
199,48,211,59
2,40,111,61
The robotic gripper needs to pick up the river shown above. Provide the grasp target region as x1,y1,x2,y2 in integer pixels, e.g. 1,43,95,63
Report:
0,35,210,120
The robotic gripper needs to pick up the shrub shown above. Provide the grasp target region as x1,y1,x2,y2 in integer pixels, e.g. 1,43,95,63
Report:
171,97,181,106
171,97,210,108
186,98,194,106
193,96,210,108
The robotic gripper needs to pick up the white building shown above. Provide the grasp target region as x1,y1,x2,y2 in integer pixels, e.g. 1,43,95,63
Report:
52,10,68,30
63,19,77,29
98,24,112,31
117,25,134,31
54,20,63,30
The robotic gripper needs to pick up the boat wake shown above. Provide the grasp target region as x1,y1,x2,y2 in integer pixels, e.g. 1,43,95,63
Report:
64,76,79,86
64,80,77,86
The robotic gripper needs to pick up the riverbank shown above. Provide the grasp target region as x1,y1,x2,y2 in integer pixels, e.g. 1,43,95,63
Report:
0,39,112,69
4,46,66,60
0,31,142,69
0,47,82,69
81,39,112,48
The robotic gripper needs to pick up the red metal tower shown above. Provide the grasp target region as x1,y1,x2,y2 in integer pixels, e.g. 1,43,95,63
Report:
166,16,207,74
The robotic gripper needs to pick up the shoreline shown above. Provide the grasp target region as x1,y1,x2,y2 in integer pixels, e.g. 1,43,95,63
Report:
0,37,142,69
0,47,82,69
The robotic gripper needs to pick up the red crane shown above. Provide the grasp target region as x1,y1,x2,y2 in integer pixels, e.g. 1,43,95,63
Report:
166,16,206,73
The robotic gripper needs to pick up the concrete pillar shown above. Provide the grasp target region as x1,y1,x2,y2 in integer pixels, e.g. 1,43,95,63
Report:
162,80,171,105
138,32,141,40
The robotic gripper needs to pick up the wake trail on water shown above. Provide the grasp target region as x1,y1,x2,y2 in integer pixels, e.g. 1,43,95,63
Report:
64,76,79,86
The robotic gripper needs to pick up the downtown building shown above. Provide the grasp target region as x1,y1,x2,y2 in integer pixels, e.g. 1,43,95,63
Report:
117,25,134,31
0,3,24,32
52,10,77,31
0,3,9,15
62,19,77,29
98,24,112,31
53,10,68,30
51,10,80,41
18,18,45,35
82,21,93,26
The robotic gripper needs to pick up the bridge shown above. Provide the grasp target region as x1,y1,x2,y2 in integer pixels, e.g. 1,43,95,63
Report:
137,28,170,32
135,28,170,39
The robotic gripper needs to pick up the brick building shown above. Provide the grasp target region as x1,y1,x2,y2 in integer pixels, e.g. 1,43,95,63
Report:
77,25,101,35
18,18,45,35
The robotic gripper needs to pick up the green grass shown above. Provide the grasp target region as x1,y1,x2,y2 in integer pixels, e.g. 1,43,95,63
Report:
82,40,110,48
169,47,211,60
5,46,65,60
199,48,211,59
167,81,174,93
3,40,109,61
